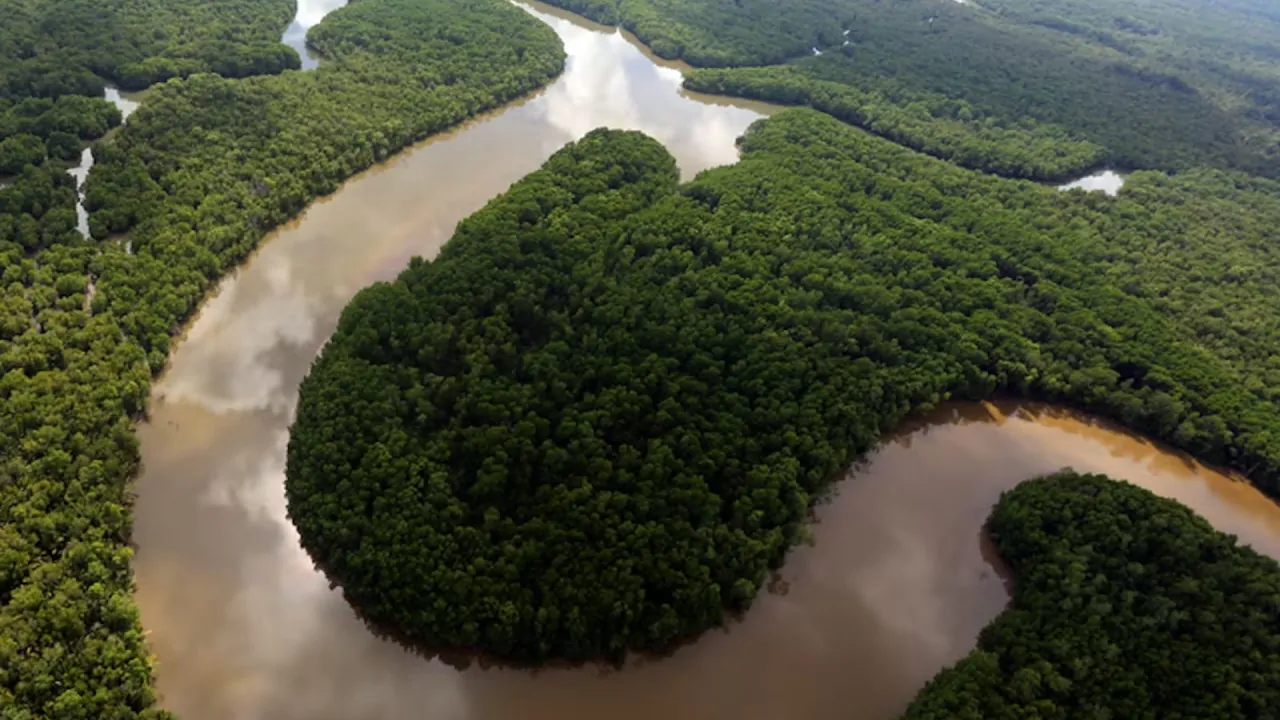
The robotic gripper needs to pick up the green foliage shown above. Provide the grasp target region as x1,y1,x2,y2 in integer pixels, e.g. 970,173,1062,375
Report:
0,0,291,180
288,131,710,662
0,96,122,150
0,134,47,176
0,0,565,716
288,110,1280,664
543,0,1280,176
538,0,846,66
613,0,846,66
0,159,158,718
980,0,1280,126
684,65,1106,180
904,471,1280,719
0,0,298,97
86,0,565,365
45,131,84,162
540,0,622,25
789,1,1271,176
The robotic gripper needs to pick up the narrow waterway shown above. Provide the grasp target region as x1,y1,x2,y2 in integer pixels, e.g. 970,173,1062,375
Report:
68,86,141,236
72,0,334,239
282,0,350,69
128,3,1280,720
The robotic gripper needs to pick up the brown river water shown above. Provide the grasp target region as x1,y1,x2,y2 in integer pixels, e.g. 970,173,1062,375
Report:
128,2,1280,719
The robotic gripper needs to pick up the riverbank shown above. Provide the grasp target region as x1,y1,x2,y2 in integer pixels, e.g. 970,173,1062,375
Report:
0,1,566,716
128,4,777,715
7,0,1280,717
139,387,1280,719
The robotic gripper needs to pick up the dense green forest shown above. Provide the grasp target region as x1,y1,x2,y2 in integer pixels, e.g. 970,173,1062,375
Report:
542,0,844,66
0,0,298,96
777,2,1275,176
540,0,1280,176
287,110,1280,663
684,66,1105,181
5,0,1280,713
86,0,564,369
0,0,564,716
904,471,1280,719
0,0,299,170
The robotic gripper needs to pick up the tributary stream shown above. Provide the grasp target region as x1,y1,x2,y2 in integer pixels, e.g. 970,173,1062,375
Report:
129,2,1280,719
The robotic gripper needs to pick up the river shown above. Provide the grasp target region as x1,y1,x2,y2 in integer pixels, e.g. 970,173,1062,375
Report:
68,86,141,236
128,2,1280,720
282,0,350,70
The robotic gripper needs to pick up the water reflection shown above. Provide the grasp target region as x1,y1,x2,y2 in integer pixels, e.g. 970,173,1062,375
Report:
529,2,775,173
130,3,1280,719
282,0,351,70
133,3,776,717
1058,169,1126,195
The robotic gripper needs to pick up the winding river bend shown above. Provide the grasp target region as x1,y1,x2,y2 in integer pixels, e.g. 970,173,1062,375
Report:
129,3,1280,719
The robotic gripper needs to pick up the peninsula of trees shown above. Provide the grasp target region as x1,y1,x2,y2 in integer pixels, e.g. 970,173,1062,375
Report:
905,471,1280,719
287,111,1280,664
0,0,563,715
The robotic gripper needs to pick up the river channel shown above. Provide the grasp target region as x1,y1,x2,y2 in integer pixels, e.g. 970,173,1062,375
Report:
129,2,1280,719
282,0,350,70
68,86,141,236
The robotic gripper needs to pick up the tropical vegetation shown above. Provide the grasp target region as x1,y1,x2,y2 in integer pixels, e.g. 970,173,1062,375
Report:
684,66,1105,181
0,0,563,715
6,0,1280,714
905,471,1280,719
287,110,1280,664
85,0,564,365
541,0,1280,176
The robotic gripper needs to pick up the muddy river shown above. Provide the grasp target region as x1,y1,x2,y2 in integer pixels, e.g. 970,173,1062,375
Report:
129,2,1280,719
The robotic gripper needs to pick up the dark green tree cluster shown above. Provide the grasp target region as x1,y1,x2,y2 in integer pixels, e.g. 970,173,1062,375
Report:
541,0,1280,177
0,0,565,716
0,135,49,177
0,0,296,175
783,0,1273,177
0,96,121,170
0,165,80,253
978,0,1280,125
86,0,564,370
539,0,623,25
904,470,1280,719
685,66,1106,181
0,165,159,718
541,0,850,66
287,109,1280,664
0,0,299,96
